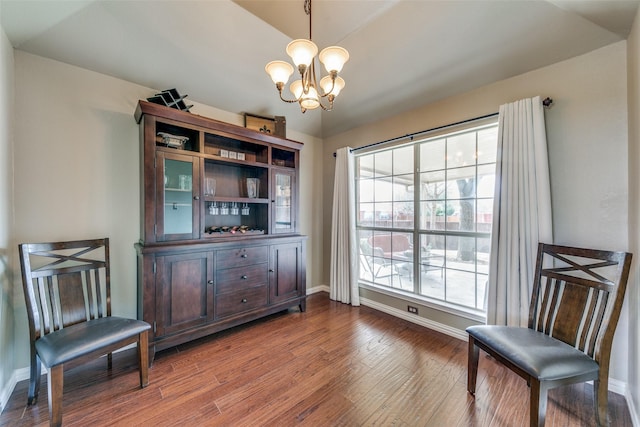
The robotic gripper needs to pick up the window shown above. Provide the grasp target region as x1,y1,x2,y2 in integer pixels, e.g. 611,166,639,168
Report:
356,122,498,316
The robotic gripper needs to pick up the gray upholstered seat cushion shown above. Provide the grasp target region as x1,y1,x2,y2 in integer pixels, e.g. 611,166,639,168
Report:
35,316,150,368
466,325,599,382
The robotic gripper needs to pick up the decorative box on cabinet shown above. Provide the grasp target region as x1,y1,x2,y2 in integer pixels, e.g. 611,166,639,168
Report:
134,101,306,360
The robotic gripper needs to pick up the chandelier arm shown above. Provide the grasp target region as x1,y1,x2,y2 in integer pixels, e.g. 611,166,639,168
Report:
280,94,303,104
317,98,333,111
319,78,335,98
300,60,316,96
275,83,303,103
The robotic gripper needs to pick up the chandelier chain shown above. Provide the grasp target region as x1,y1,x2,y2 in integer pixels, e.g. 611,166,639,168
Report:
304,0,312,40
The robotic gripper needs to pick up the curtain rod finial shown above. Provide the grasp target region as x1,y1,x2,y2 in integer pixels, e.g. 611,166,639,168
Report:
542,97,553,108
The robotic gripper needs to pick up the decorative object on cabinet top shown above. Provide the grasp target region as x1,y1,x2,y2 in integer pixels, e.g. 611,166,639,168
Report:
244,113,287,138
146,88,193,112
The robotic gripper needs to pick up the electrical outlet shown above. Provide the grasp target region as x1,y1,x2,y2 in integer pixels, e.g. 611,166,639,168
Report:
407,305,418,314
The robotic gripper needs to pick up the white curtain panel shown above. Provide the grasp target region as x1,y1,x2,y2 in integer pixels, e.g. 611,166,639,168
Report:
487,96,553,327
329,147,360,306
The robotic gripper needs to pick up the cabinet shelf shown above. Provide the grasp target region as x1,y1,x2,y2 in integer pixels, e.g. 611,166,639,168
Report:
204,154,269,169
203,228,266,237
205,196,268,204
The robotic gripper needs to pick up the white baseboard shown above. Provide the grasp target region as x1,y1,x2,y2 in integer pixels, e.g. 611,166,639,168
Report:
359,296,468,341
0,370,18,414
0,365,32,414
307,285,329,295
626,388,640,427
608,377,626,396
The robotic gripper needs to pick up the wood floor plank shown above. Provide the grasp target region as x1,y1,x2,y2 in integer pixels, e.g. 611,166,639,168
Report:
1,292,633,426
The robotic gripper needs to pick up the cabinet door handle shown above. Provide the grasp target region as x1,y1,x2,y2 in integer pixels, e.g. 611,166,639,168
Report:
269,269,274,273
207,280,213,285
241,275,248,279
194,196,200,200
241,298,248,303
241,254,248,258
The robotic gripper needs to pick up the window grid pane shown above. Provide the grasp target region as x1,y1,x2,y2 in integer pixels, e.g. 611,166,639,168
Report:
356,123,498,314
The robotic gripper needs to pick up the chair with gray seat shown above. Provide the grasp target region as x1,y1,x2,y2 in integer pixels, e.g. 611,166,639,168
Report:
466,243,632,427
19,238,151,427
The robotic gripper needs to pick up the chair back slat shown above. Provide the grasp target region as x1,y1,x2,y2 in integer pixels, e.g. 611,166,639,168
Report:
57,271,91,327
19,238,112,340
550,282,589,345
537,278,563,334
94,265,107,318
34,277,52,334
588,291,609,357
528,243,632,363
577,287,599,352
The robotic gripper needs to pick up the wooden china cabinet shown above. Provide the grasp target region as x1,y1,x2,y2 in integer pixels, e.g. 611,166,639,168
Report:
134,101,306,360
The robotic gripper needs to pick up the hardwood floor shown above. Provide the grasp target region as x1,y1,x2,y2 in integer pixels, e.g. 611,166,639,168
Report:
1,292,632,426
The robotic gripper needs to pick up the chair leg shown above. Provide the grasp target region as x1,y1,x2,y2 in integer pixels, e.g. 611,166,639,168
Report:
48,364,64,427
467,337,480,395
530,379,548,427
138,331,149,388
27,348,41,405
594,378,609,427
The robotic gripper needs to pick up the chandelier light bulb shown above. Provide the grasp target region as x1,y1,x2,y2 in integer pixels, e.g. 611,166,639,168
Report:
290,80,304,99
319,46,349,73
300,86,320,110
265,61,294,85
286,39,318,68
320,75,345,97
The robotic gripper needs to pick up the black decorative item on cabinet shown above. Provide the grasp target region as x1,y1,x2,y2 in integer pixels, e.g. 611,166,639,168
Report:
134,101,306,361
146,88,193,112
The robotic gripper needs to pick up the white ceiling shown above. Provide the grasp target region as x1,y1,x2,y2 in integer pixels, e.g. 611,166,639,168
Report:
1,0,638,138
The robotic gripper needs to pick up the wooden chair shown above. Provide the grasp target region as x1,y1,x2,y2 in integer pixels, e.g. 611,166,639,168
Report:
19,238,151,427
466,243,632,426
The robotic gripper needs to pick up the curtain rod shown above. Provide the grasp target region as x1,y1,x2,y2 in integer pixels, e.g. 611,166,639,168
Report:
333,97,553,157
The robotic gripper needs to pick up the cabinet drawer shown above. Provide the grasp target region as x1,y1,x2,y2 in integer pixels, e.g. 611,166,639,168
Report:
216,263,268,294
216,246,268,268
215,285,268,318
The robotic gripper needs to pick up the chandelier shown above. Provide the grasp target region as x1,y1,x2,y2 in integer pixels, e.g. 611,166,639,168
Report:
264,0,349,112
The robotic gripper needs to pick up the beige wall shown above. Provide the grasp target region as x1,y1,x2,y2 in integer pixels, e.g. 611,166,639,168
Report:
627,5,640,421
323,41,631,383
8,51,321,374
0,27,15,410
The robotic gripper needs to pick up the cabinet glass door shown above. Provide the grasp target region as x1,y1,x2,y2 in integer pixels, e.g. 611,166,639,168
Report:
272,170,295,233
158,152,199,241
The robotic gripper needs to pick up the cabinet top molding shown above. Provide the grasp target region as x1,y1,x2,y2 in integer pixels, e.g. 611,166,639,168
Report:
134,100,303,150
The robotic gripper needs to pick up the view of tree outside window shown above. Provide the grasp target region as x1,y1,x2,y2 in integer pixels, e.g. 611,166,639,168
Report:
356,122,498,315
